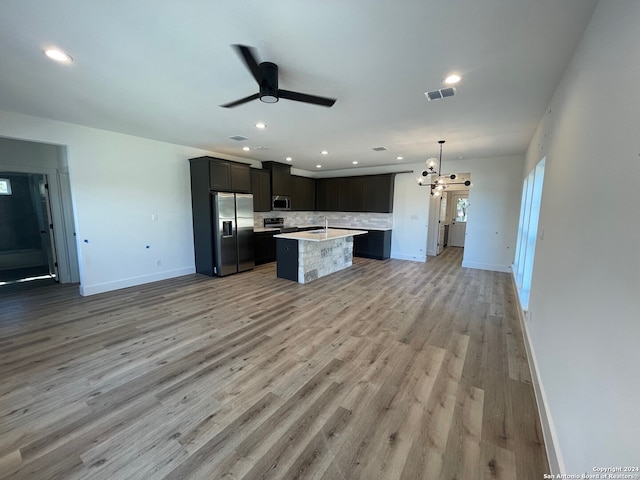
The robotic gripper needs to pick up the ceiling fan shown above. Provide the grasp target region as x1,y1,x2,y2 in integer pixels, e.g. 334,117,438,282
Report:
220,45,337,108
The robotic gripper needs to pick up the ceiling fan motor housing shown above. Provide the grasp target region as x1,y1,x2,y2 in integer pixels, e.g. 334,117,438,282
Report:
259,62,279,103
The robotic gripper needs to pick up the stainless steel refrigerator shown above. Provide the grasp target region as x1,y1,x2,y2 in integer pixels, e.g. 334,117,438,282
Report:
212,192,255,276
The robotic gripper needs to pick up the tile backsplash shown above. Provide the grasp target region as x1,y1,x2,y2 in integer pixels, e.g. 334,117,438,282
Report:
254,211,393,229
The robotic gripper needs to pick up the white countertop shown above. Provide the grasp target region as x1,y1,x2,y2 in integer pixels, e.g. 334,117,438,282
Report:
254,227,281,233
274,228,368,242
295,224,392,231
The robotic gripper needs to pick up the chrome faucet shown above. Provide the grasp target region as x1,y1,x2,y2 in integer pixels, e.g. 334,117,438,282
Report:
318,215,329,232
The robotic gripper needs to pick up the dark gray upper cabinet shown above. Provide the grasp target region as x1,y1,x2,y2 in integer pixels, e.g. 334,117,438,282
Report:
338,177,364,212
291,175,316,211
362,174,395,213
190,156,251,193
208,158,231,191
262,161,292,196
230,163,251,192
316,178,339,211
251,168,271,212
317,174,394,212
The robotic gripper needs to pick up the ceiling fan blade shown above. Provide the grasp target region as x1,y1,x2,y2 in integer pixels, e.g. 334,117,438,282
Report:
232,44,262,84
220,93,259,108
279,89,336,107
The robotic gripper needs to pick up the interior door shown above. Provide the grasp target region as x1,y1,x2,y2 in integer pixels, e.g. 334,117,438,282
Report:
39,175,59,279
449,194,469,248
449,222,466,247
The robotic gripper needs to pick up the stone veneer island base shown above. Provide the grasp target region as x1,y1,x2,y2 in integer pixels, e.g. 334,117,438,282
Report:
274,229,367,284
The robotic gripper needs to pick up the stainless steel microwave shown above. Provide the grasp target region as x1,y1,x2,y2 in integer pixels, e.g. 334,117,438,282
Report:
272,195,291,211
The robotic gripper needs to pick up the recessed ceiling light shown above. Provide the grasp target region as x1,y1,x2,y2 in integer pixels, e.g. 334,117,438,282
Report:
321,150,328,155
396,156,403,160
44,48,72,63
316,165,322,168
255,122,266,129
352,161,358,165
242,146,250,151
285,157,292,161
444,74,462,84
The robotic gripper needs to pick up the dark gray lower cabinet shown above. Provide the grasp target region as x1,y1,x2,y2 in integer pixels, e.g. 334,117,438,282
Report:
353,230,392,260
257,229,391,266
276,238,298,281
254,231,277,265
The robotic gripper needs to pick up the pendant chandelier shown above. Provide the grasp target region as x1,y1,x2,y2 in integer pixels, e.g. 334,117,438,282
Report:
417,140,471,196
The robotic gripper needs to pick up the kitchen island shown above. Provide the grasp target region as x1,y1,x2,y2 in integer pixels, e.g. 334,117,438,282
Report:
274,228,367,283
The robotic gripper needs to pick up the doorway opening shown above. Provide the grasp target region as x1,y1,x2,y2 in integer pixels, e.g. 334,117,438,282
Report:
427,174,471,259
0,172,59,288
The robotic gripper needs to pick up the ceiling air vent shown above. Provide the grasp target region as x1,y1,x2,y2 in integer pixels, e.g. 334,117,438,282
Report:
372,146,387,151
424,87,456,101
229,135,248,141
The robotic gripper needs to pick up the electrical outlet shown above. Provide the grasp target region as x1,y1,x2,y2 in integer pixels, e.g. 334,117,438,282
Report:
151,214,159,221
155,259,161,267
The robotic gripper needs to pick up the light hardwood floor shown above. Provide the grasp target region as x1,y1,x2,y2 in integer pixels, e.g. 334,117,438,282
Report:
0,248,548,479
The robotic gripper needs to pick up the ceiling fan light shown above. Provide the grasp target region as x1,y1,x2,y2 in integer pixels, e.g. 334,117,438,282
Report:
260,94,278,103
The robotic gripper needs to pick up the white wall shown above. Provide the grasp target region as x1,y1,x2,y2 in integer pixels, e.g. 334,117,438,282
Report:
0,110,257,295
522,0,640,473
457,155,523,272
389,156,522,268
417,155,522,269
391,171,430,261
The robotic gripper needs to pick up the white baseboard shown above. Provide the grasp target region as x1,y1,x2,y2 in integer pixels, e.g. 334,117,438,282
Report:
461,260,511,272
79,267,196,296
510,272,564,475
390,252,426,262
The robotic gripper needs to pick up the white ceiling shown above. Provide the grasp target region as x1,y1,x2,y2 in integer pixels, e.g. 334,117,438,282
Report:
0,0,598,172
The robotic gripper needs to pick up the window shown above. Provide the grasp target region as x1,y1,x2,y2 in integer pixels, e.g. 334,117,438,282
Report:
0,178,12,195
455,197,470,222
513,157,545,310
